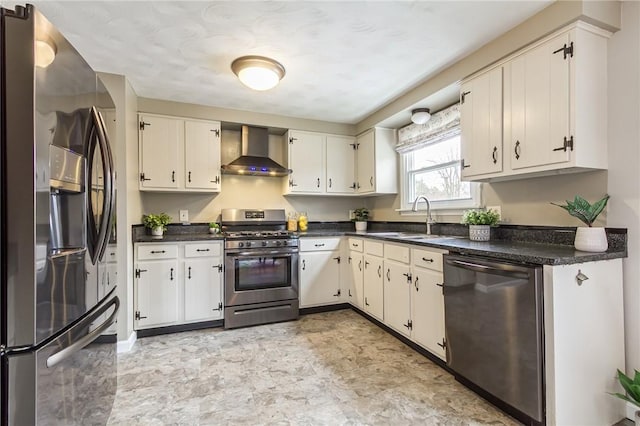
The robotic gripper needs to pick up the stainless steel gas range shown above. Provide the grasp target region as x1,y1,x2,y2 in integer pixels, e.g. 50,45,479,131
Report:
221,209,299,329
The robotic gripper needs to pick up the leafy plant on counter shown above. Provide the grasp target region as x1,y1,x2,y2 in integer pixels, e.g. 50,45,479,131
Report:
551,194,609,227
208,222,220,230
461,209,500,226
610,369,640,409
352,207,370,222
141,213,172,231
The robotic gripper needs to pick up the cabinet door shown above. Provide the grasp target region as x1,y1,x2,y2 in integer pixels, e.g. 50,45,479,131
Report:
461,67,503,177
184,258,223,322
135,260,180,328
412,268,446,359
383,260,412,337
347,252,364,308
363,254,384,321
356,131,375,193
184,120,221,191
287,131,325,193
139,115,182,189
299,251,341,307
510,32,570,170
326,135,356,194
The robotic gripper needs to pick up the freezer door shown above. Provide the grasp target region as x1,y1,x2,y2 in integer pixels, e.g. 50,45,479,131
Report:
6,292,118,425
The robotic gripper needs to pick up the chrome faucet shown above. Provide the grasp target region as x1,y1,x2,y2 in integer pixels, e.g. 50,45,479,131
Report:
412,195,434,235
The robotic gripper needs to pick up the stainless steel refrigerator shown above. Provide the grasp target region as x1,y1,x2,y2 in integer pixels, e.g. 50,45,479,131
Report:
0,5,119,425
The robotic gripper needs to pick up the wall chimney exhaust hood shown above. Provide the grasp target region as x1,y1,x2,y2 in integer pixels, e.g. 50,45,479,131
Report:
221,125,291,177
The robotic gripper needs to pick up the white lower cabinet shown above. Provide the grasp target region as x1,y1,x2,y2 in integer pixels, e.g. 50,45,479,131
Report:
363,253,384,321
299,238,342,308
135,258,180,328
411,248,446,360
345,238,364,308
383,258,411,337
134,241,224,330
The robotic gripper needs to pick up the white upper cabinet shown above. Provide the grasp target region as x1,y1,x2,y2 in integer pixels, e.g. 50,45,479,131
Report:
326,135,356,194
139,114,182,190
460,66,503,178
355,128,397,195
184,120,221,191
139,113,221,192
285,130,325,194
461,22,610,182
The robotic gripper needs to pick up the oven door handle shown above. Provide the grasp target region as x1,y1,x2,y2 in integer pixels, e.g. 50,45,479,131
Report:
227,250,298,257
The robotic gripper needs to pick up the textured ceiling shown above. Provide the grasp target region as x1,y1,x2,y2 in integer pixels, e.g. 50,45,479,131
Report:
9,1,552,124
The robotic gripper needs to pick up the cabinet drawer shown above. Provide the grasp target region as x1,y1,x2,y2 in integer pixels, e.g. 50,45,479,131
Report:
104,245,117,263
412,248,444,271
299,237,341,252
385,243,410,264
137,244,178,260
364,240,384,257
184,242,222,258
348,238,364,252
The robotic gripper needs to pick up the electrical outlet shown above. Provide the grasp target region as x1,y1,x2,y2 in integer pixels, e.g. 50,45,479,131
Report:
486,205,501,219
348,210,355,220
179,210,189,223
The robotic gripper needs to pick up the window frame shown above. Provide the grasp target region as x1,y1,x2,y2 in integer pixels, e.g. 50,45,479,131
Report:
398,130,481,214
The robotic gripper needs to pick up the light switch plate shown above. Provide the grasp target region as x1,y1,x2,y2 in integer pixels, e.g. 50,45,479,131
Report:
179,210,189,223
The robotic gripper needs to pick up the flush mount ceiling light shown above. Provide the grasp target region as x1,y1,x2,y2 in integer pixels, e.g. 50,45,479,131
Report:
411,108,431,125
35,39,56,68
231,55,286,91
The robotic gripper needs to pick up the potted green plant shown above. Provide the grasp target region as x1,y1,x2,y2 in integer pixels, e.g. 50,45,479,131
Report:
461,209,500,241
352,208,370,232
552,194,609,252
611,369,640,424
208,222,220,234
142,213,172,237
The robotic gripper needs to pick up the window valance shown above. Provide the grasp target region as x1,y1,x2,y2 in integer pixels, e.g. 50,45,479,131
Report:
395,103,460,154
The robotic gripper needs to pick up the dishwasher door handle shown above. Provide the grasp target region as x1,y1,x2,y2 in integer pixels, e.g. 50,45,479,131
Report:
446,258,530,280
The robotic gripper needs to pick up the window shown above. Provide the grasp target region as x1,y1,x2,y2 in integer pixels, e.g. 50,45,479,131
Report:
400,130,480,212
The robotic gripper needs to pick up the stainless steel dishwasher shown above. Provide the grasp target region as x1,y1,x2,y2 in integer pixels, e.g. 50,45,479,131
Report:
443,254,544,425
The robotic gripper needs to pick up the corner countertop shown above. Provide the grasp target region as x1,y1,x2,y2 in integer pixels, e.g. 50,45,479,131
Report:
297,230,627,266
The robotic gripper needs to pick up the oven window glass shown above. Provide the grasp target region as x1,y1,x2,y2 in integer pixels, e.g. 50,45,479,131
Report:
235,255,291,290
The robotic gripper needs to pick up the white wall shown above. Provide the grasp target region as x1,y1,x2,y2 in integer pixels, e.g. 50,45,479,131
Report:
607,1,640,375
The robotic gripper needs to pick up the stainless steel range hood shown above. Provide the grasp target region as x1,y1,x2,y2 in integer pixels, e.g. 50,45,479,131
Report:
221,125,291,177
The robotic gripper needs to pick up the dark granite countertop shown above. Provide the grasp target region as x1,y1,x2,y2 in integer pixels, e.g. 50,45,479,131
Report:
133,222,627,266
296,229,627,266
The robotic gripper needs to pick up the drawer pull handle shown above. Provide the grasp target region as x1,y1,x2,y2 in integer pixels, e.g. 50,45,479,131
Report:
436,283,444,288
151,250,166,254
358,260,362,272
314,243,325,247
352,243,359,248
422,257,434,263
188,266,192,279
196,249,210,252
170,268,174,281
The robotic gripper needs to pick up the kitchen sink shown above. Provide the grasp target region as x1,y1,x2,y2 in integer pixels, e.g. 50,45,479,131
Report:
366,232,457,240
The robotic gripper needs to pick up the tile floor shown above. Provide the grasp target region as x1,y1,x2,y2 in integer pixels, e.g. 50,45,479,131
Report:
108,310,519,425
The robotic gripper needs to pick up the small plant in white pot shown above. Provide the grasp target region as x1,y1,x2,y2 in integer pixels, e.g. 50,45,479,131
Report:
142,213,172,237
552,194,609,252
208,222,220,234
353,208,370,232
610,369,640,425
462,209,500,241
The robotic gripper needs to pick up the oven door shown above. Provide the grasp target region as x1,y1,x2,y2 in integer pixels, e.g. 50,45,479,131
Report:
225,248,298,306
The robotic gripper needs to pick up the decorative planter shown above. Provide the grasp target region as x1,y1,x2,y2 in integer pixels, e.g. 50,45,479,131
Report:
151,226,164,236
354,221,368,232
635,410,640,426
209,228,219,234
468,225,490,241
574,227,608,252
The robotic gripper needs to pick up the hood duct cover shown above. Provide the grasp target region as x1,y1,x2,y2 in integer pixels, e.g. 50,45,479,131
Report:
221,125,291,177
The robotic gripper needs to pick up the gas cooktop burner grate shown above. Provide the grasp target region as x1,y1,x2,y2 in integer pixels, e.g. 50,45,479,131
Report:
224,230,294,238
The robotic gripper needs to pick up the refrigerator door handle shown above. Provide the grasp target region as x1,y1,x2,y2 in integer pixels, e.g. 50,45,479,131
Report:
46,294,120,368
90,106,115,262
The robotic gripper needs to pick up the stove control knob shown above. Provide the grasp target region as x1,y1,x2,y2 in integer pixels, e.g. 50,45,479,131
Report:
246,241,252,247
276,241,282,247
239,242,245,248
262,241,267,247
282,240,288,246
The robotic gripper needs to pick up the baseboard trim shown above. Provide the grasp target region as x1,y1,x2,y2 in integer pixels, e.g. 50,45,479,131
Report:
117,331,137,353
136,320,224,338
300,303,351,315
